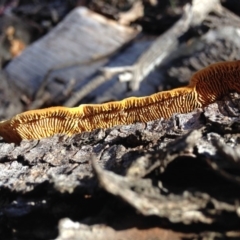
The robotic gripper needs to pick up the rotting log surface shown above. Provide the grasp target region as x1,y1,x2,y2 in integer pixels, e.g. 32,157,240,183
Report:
1,94,240,239
2,1,240,239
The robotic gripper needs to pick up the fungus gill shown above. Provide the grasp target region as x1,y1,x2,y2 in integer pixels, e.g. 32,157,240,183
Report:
1,60,240,144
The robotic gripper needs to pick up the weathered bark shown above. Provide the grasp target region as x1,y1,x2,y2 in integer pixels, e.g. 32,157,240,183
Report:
1,94,240,239
1,1,240,239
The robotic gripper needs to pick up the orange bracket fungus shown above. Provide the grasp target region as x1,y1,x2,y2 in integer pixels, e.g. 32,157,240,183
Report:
1,60,240,144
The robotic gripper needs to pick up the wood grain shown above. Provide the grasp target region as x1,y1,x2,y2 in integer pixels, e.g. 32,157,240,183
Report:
1,60,239,144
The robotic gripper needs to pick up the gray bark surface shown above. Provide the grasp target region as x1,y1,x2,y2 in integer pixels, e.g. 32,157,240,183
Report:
1,95,240,239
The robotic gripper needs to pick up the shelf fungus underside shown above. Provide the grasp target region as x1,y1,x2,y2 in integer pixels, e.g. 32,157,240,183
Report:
1,60,240,144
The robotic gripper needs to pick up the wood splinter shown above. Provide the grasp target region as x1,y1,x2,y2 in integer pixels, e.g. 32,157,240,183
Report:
1,60,240,144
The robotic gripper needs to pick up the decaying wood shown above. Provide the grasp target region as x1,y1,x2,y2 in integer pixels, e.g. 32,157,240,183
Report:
4,7,139,100
63,0,226,107
1,94,240,239
101,0,220,91
64,2,193,107
2,1,240,239
65,5,240,109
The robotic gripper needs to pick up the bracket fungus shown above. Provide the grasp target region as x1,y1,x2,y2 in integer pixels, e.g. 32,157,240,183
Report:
1,60,240,144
